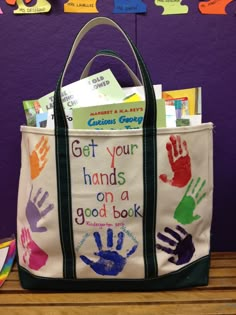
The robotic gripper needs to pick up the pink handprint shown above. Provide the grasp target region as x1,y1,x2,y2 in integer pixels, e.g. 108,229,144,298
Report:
21,228,48,271
159,135,191,188
29,136,50,180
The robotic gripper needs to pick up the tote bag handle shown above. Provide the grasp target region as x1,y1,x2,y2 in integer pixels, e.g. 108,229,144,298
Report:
53,17,157,280
80,49,142,86
54,17,156,131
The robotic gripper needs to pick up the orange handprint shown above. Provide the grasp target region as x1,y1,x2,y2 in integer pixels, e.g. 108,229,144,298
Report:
159,135,191,188
29,136,50,180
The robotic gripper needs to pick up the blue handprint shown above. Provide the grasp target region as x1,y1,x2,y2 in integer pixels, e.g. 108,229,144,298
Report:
80,228,138,276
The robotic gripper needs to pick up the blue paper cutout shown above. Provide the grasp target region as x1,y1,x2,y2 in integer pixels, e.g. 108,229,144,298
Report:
113,0,147,14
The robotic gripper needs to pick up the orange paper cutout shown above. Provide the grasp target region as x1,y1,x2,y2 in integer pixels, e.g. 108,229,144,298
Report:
5,0,30,5
29,136,50,180
64,0,98,13
199,0,234,14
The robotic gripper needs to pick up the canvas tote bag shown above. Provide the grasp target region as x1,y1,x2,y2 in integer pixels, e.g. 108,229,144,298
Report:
17,17,214,291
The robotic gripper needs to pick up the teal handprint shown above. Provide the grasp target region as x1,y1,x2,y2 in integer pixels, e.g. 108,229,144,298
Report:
174,178,206,225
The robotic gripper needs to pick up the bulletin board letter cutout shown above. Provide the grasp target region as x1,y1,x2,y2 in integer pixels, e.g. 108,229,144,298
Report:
64,0,98,13
113,0,147,14
6,0,51,14
154,0,189,15
0,7,3,14
199,0,234,14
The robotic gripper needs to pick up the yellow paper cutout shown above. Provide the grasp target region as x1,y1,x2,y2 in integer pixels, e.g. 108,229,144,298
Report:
64,0,98,13
199,0,233,14
155,0,188,15
10,0,51,14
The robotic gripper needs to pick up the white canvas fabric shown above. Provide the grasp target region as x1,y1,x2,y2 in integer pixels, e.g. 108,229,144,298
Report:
17,123,213,279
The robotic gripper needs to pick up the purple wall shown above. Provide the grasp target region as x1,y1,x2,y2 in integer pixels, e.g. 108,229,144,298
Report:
0,0,235,251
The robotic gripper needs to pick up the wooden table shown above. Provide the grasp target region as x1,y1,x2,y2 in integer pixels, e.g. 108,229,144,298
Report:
1,252,236,315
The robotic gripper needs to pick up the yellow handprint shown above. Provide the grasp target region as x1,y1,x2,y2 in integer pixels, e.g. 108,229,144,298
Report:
29,136,50,180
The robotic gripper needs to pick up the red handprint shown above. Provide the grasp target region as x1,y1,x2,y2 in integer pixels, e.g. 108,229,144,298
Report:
21,228,48,271
159,135,191,188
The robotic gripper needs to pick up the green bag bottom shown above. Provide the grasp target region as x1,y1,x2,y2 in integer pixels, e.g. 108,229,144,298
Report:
18,255,210,291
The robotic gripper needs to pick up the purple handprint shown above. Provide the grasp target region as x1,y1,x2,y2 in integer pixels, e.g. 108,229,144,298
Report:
26,186,54,232
21,228,48,270
156,225,195,265
80,228,138,276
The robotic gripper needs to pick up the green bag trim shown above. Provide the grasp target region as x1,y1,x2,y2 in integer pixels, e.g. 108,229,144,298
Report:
53,18,157,280
54,127,76,279
18,255,210,291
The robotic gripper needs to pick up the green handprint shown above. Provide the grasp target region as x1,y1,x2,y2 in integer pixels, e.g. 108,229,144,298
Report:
174,178,206,225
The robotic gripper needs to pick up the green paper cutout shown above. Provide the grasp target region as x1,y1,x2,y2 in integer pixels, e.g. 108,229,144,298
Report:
174,177,206,225
13,0,51,14
154,0,188,15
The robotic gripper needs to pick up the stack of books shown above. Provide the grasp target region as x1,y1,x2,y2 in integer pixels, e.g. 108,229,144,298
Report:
22,69,202,130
